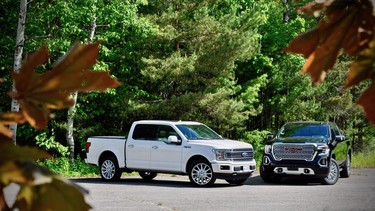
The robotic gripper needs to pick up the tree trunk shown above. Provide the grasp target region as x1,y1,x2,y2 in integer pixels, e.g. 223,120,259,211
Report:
66,0,97,160
10,0,28,144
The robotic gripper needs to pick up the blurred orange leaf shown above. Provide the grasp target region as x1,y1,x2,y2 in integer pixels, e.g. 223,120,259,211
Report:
8,42,122,129
0,139,50,165
346,36,375,88
284,0,375,85
358,81,375,124
0,112,26,138
14,178,91,211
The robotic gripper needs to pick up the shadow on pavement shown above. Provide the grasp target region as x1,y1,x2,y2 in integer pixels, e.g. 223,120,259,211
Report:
70,174,326,188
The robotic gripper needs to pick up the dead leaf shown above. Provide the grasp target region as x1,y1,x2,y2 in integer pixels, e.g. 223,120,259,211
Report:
8,42,122,129
358,80,375,124
346,36,375,88
0,112,26,138
10,162,91,211
285,0,375,85
0,139,50,165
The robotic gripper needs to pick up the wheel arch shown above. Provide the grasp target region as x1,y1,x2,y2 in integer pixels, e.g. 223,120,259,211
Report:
185,155,210,173
99,151,118,165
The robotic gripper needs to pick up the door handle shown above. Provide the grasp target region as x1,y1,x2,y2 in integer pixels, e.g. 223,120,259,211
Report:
152,146,158,149
128,144,134,148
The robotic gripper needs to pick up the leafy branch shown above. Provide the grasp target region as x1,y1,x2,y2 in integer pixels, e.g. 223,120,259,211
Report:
284,0,375,124
0,42,121,210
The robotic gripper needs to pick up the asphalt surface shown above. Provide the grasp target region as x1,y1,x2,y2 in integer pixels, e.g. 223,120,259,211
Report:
4,168,375,211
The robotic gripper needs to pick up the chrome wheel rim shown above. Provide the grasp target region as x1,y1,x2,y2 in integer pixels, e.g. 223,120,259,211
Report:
191,163,213,185
326,161,338,182
101,160,115,179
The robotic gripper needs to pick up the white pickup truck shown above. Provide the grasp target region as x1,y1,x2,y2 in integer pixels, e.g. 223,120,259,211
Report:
85,120,256,186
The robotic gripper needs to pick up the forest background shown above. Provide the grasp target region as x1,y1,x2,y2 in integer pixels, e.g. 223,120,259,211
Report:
1,0,374,170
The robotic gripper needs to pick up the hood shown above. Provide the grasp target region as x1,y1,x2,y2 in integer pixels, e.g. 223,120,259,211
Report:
188,139,253,149
272,137,327,144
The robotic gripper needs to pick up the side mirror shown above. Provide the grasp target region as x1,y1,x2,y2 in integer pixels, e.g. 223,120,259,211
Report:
335,135,346,142
167,135,181,144
264,134,274,143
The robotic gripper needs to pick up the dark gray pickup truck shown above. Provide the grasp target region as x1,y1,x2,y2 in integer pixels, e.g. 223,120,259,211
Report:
260,121,352,185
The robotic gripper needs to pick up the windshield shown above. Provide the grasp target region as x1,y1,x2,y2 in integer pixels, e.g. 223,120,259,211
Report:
176,124,223,140
278,123,329,140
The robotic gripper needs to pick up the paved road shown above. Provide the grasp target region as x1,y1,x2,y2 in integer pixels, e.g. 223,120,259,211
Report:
75,168,375,211
4,168,375,210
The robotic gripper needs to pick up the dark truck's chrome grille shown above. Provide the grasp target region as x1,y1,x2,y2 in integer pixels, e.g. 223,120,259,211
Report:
225,148,254,161
272,144,316,161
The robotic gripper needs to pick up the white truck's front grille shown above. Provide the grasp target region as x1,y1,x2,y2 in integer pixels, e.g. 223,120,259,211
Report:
225,148,254,161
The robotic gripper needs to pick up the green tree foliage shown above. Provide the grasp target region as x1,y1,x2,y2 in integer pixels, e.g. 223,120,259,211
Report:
122,0,267,137
0,0,373,160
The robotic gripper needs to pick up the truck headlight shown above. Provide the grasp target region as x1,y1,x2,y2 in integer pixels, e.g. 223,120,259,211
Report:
317,144,329,155
214,149,227,161
264,145,272,154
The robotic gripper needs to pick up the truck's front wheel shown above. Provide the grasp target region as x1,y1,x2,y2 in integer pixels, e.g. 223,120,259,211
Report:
321,159,339,185
100,156,121,181
188,160,216,187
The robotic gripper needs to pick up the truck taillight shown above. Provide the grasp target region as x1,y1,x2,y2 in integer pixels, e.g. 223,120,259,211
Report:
86,142,91,153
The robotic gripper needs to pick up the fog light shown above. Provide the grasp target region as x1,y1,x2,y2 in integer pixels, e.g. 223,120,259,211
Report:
304,169,310,174
234,166,243,171
220,165,230,170
277,168,283,173
319,158,327,166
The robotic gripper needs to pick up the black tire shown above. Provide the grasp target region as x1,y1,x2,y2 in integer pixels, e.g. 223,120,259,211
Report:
260,165,282,183
340,154,351,178
139,171,157,180
99,156,122,181
321,159,339,185
225,178,248,185
188,160,216,187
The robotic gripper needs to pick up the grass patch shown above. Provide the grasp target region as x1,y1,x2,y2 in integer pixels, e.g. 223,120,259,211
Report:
352,151,375,168
37,157,99,177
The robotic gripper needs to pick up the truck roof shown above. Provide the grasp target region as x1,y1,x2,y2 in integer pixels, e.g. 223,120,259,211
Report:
134,120,202,125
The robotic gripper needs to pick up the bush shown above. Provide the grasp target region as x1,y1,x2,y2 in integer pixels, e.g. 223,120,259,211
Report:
37,157,99,177
241,130,270,166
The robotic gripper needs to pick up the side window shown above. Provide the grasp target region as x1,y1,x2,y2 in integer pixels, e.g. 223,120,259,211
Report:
331,124,341,137
157,125,181,142
132,124,158,140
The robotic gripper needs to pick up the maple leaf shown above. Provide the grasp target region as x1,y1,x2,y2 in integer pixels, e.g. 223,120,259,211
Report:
284,0,375,85
8,42,122,129
346,35,375,88
358,80,375,124
0,112,26,139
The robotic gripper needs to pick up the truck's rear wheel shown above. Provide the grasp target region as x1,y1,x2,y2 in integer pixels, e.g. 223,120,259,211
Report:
340,154,351,178
188,160,216,187
100,156,121,181
321,159,339,185
139,171,157,180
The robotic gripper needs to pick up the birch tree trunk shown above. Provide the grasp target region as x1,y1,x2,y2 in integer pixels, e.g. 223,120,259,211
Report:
10,0,28,144
66,0,97,160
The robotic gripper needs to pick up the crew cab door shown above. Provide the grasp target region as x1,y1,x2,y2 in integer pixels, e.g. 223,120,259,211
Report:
125,124,156,169
150,125,183,172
